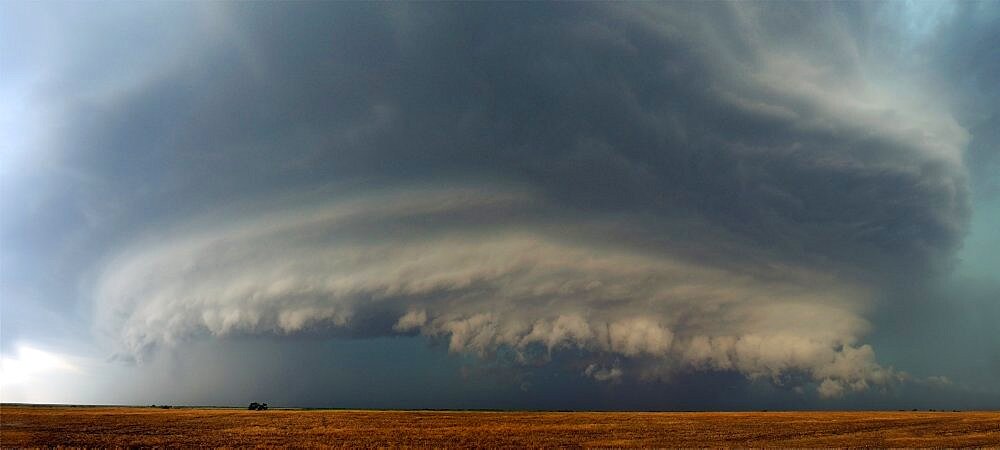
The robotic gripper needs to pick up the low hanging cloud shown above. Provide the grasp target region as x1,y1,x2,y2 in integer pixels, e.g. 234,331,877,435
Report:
86,2,972,398
99,186,900,397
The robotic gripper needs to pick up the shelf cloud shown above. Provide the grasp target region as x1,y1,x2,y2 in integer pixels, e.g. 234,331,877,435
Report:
6,1,992,405
97,180,929,395
87,2,971,397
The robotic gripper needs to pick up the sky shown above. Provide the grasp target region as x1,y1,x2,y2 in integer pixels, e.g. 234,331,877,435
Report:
1,1,998,410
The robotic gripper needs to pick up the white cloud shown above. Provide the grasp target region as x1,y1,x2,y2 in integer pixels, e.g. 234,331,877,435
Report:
94,186,900,396
393,309,427,332
584,364,624,383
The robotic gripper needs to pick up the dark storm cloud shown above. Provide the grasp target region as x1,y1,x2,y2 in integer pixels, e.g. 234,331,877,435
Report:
4,2,983,401
42,2,968,274
856,1,1000,399
930,1,1000,195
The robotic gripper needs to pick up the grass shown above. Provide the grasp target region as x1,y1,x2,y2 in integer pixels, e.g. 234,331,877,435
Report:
2,405,999,447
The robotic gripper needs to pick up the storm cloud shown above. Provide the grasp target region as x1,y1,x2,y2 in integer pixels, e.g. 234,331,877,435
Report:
96,186,899,395
72,2,972,398
4,1,994,405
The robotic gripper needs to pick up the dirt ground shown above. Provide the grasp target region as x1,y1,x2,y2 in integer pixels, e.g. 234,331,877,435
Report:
2,405,999,447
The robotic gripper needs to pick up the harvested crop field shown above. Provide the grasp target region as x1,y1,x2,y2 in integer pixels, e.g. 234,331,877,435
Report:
2,405,999,447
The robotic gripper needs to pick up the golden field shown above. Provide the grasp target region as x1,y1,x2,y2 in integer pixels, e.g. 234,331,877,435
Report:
2,405,999,447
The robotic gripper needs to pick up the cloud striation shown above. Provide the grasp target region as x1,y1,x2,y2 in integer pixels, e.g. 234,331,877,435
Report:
87,2,971,398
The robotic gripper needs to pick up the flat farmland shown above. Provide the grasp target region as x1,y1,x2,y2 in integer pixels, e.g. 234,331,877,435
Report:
2,405,999,447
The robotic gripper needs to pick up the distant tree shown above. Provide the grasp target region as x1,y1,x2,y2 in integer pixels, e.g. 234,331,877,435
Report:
248,402,268,411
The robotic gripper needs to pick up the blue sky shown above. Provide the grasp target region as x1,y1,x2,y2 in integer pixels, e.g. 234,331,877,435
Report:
1,1,998,409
